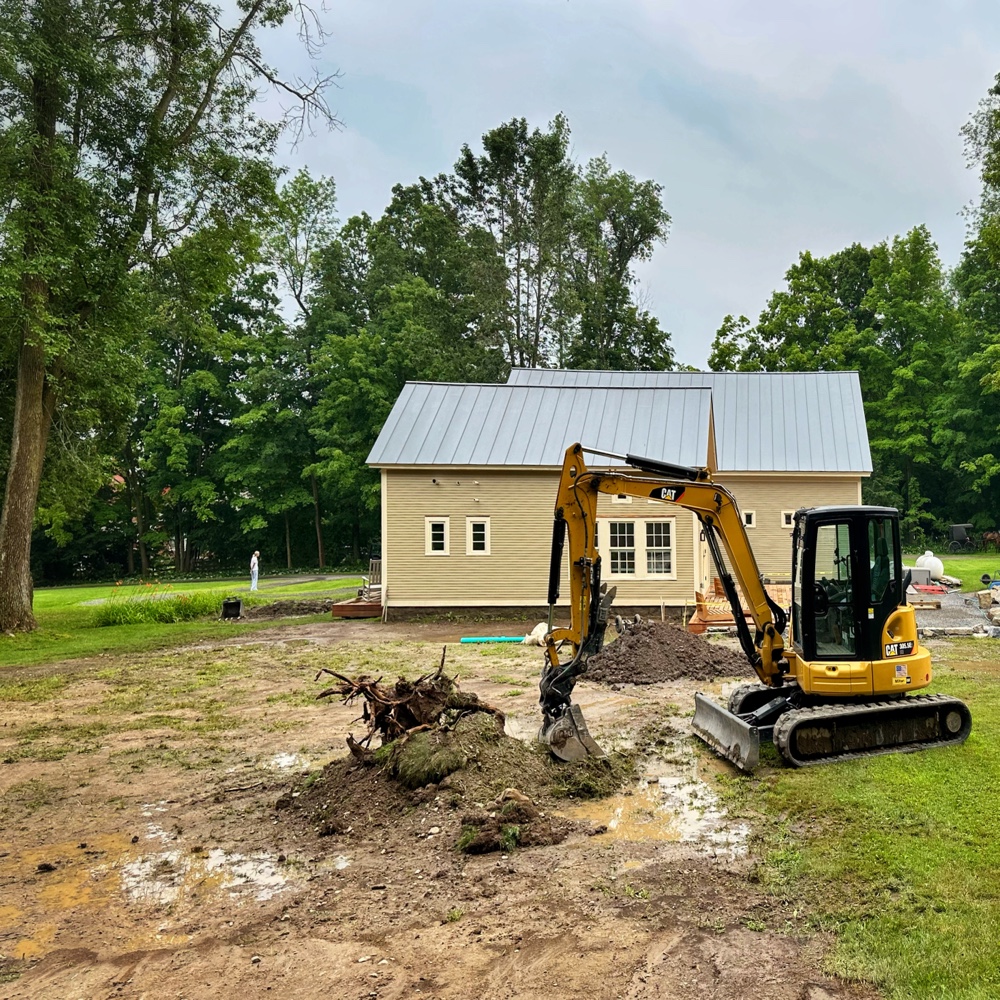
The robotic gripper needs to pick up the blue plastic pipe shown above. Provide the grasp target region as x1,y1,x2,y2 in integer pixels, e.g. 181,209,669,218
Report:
459,636,524,643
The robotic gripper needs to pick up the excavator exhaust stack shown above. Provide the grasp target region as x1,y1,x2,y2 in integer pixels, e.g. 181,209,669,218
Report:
692,693,763,771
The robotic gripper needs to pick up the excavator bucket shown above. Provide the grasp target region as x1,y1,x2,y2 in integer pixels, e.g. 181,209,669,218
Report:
538,704,606,762
692,693,761,771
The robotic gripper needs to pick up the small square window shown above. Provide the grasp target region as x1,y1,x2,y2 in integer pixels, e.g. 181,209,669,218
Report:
425,517,450,556
781,510,794,529
465,517,491,555
743,510,756,528
611,493,632,504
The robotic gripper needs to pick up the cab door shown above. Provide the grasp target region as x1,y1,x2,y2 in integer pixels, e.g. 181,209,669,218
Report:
862,513,902,659
793,514,860,660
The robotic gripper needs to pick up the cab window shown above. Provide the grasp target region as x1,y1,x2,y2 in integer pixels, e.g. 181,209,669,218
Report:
868,516,897,604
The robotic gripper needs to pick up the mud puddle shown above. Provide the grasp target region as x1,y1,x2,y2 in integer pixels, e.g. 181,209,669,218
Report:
565,723,748,859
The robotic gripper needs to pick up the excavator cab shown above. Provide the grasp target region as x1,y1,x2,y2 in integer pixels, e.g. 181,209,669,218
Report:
791,507,902,666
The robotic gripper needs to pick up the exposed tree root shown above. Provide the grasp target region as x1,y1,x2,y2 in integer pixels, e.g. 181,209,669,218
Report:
316,645,505,752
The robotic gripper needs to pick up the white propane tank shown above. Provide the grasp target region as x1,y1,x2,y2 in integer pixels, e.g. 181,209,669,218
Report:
915,550,933,569
922,552,945,581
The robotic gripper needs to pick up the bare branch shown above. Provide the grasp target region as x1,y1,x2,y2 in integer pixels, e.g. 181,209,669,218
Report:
294,1,332,59
238,51,343,145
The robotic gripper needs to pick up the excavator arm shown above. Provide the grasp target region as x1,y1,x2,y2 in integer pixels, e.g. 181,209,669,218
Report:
539,442,788,761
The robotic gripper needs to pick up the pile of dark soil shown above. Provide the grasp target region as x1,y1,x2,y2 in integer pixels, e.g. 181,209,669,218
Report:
244,599,335,619
285,713,627,854
458,793,566,853
583,620,752,684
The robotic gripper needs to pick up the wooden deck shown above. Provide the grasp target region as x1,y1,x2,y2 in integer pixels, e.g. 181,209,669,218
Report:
331,597,383,619
686,582,792,634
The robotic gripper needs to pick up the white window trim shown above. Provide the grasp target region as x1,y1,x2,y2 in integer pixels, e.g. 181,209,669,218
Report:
644,520,674,576
743,510,756,528
607,520,637,575
599,517,678,581
781,510,795,529
465,516,491,556
424,516,450,556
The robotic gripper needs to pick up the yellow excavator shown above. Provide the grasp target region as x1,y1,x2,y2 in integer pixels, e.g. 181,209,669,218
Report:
539,443,972,769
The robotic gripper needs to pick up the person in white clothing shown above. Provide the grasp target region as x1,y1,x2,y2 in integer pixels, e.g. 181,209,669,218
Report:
250,550,260,591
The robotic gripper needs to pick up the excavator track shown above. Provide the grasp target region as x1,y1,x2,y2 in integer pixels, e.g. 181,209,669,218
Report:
773,693,972,767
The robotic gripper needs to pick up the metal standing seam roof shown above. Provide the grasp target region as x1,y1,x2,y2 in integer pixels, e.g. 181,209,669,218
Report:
505,369,872,473
366,383,714,468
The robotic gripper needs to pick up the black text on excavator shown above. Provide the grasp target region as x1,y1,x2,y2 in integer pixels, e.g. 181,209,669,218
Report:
538,443,972,769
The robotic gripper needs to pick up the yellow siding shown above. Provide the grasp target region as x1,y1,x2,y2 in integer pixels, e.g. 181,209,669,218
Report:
715,475,863,580
382,469,696,607
382,468,863,607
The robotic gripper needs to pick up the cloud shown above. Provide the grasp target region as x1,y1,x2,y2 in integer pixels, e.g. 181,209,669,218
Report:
256,0,1000,366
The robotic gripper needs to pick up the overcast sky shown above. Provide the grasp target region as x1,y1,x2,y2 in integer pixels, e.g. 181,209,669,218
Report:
261,0,1000,368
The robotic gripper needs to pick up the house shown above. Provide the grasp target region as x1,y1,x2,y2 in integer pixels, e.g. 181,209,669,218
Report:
366,371,872,618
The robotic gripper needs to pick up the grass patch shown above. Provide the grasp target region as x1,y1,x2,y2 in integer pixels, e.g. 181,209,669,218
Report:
722,644,1000,999
0,674,69,702
498,823,521,853
456,826,478,852
0,779,60,821
549,750,638,799
0,577,363,668
382,729,469,790
92,584,233,626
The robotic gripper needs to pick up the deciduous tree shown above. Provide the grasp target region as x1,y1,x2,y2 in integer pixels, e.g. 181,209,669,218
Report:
0,0,337,630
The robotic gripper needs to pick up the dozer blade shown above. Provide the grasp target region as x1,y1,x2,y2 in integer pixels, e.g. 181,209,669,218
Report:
692,692,761,771
539,704,606,762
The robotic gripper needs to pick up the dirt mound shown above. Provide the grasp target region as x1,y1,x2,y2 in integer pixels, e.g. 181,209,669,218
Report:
458,793,567,853
285,712,629,855
244,599,335,618
584,620,752,684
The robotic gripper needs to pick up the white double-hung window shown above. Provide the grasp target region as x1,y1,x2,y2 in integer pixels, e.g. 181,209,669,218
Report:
608,521,636,574
465,517,491,555
424,517,450,555
603,518,676,579
645,521,672,574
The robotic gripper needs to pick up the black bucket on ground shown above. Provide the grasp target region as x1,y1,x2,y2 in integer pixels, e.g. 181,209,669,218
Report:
221,598,243,619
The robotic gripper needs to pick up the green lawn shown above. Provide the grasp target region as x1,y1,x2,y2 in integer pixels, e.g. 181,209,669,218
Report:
722,639,1000,999
0,577,363,669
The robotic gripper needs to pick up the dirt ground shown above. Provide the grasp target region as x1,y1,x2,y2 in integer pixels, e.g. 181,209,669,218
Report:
0,618,881,1000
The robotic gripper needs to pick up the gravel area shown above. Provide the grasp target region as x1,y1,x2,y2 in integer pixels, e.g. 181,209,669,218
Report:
915,588,994,631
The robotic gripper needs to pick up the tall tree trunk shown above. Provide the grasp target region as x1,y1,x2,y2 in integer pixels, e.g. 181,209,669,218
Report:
126,461,151,577
0,338,55,632
135,492,150,576
0,40,59,632
284,510,292,570
310,472,326,568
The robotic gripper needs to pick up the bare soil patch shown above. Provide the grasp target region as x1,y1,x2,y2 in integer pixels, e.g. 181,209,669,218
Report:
0,617,878,1000
243,598,336,618
585,620,753,684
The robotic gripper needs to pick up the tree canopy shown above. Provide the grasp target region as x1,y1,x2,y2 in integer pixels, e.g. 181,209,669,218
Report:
1,101,676,610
